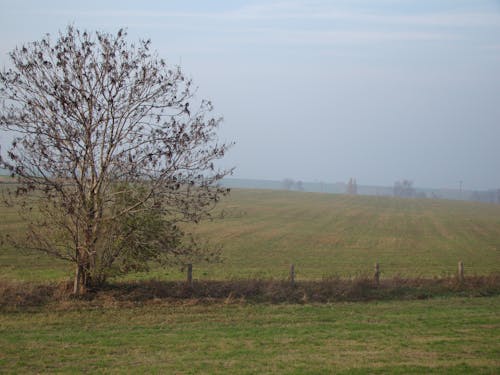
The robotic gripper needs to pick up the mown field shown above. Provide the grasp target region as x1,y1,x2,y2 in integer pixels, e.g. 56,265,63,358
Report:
1,188,499,282
1,297,499,373
194,190,500,280
1,188,499,373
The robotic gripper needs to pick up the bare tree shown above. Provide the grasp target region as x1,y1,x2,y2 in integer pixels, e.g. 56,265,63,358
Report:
0,26,232,294
282,178,295,191
393,180,415,198
346,177,357,195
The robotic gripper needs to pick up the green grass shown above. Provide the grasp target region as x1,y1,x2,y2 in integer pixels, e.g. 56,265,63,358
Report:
1,297,499,373
1,188,499,373
1,189,500,282
190,190,500,279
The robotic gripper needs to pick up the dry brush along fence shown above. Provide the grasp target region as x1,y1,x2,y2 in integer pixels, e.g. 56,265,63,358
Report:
1,261,499,309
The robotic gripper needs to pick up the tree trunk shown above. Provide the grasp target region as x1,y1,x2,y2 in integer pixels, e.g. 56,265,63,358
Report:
73,264,85,295
73,264,80,294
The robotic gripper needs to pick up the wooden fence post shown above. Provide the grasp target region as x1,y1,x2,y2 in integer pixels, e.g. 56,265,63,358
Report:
290,264,295,286
458,261,464,282
374,262,380,286
187,263,193,287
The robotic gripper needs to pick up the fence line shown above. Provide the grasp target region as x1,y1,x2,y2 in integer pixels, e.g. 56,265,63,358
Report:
184,261,468,285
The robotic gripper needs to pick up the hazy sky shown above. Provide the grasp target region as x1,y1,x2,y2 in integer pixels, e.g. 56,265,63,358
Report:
1,0,500,190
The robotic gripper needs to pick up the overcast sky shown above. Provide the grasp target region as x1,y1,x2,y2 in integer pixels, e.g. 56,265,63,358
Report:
1,0,500,190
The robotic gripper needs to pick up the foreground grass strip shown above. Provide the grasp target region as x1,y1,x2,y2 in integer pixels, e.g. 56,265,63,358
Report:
0,297,499,373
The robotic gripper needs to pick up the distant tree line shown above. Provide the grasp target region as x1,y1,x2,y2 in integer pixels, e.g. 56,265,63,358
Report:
282,178,304,191
273,176,499,204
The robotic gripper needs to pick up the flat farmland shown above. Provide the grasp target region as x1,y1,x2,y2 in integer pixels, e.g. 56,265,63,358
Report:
1,188,500,282
190,189,500,280
1,188,500,374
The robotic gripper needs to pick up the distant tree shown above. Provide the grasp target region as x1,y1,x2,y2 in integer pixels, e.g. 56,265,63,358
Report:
0,26,232,294
296,180,304,191
346,178,352,194
346,177,358,195
282,178,295,191
393,180,415,198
